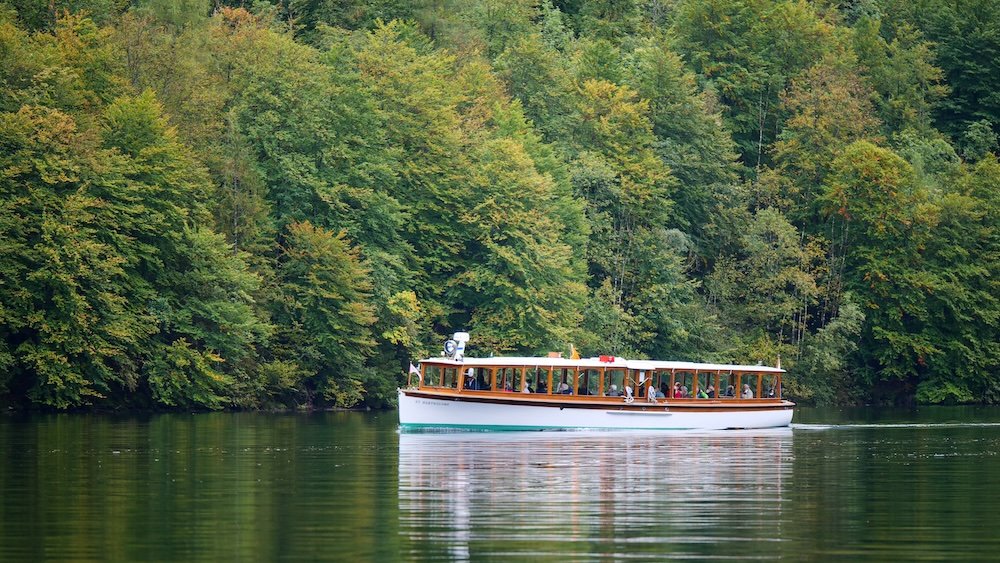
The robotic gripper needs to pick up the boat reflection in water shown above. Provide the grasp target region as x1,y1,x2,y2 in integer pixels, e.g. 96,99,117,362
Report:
398,429,793,560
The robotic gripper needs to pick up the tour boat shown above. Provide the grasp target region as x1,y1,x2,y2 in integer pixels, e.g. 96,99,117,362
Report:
398,333,794,431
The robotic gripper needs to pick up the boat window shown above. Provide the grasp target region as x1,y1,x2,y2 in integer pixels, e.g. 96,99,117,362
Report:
624,370,638,397
578,369,599,396
423,365,442,388
635,371,648,398
652,371,670,398
468,367,491,390
762,374,779,398
604,369,625,397
526,367,547,394
495,367,518,392
674,372,694,398
734,372,761,398
554,368,576,394
720,371,737,398
442,367,458,389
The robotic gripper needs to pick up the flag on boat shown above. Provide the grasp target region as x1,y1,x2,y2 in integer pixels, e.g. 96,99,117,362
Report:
409,363,420,376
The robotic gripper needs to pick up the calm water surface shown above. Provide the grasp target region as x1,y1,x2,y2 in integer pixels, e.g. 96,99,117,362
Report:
2,407,1000,560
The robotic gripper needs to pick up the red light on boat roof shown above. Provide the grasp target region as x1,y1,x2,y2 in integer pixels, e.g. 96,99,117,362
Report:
599,355,615,363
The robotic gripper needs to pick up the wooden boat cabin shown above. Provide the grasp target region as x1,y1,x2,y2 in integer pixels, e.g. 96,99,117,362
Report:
409,356,786,403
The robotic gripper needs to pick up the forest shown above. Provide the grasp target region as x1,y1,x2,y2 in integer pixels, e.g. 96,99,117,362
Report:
0,0,998,410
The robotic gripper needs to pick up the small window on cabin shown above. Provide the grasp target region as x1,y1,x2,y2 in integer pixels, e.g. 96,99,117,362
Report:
495,367,519,392
442,367,458,389
424,365,442,388
735,372,760,398
577,369,599,396
526,367,547,393
554,368,575,394
762,374,779,398
653,371,669,398
605,369,625,397
702,372,726,399
635,371,648,397
470,367,491,391
624,370,638,397
721,371,737,398
674,372,695,398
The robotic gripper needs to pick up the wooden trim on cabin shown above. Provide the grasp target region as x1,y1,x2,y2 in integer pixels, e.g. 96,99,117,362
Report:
403,389,794,411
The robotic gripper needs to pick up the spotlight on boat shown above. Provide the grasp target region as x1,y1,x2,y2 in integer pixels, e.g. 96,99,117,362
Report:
452,332,470,361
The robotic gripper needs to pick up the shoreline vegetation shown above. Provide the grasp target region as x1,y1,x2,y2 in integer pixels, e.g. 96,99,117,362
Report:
1,0,998,412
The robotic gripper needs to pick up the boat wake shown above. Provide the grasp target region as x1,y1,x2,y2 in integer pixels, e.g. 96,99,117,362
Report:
793,422,1000,430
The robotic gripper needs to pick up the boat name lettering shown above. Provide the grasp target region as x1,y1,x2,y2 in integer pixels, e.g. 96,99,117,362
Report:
417,399,449,406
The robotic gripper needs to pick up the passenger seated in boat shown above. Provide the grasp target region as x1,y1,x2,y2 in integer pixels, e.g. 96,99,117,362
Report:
724,385,735,398
680,385,689,398
696,387,708,399
577,385,590,395
465,372,481,390
607,384,621,397
537,380,547,394
741,384,754,399
522,382,531,393
673,382,682,398
557,382,572,394
706,384,716,398
653,388,665,399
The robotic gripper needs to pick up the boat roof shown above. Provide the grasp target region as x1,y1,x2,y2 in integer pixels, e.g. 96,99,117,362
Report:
420,356,784,373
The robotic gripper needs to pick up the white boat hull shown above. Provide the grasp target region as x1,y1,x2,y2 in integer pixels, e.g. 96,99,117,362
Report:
398,390,793,431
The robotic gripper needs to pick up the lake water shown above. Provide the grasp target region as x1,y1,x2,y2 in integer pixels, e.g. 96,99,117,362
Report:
2,407,1000,560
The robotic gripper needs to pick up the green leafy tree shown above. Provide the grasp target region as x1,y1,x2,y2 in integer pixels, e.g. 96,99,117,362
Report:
706,208,817,351
460,0,537,58
772,51,880,222
270,221,376,407
99,91,271,408
146,226,270,408
821,141,936,396
0,106,151,407
792,295,865,404
569,79,673,301
494,32,578,143
4,0,126,31
959,119,998,162
915,157,1000,403
671,0,835,169
580,279,641,357
578,0,640,40
285,0,414,40
354,21,469,305
623,35,740,238
448,137,585,353
217,14,397,234
877,0,1000,139
852,16,947,136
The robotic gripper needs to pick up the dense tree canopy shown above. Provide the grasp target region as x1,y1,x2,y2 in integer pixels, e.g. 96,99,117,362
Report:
1,0,998,410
